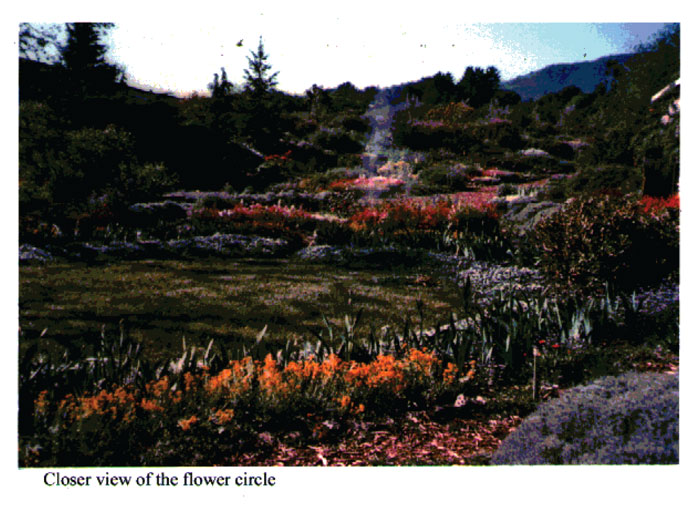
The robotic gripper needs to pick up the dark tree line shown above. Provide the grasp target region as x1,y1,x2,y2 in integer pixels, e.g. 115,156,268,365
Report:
397,65,507,108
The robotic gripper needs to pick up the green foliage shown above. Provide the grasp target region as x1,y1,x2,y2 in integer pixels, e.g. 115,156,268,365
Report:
456,66,501,108
531,194,679,293
310,126,364,155
416,161,479,193
19,100,176,232
19,101,67,209
243,36,279,98
208,67,237,98
61,23,123,96
546,164,644,201
491,371,678,464
122,162,177,202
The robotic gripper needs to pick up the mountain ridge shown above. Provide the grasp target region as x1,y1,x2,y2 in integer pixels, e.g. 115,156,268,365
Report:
501,52,636,101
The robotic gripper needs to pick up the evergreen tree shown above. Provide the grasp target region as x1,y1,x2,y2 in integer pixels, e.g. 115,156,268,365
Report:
243,36,279,98
61,23,123,95
208,67,236,98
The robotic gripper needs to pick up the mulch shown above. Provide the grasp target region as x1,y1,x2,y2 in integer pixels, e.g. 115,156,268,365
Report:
227,412,522,466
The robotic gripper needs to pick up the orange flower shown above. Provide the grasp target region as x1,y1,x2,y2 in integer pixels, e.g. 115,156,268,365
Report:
407,347,438,375
339,395,352,409
206,368,233,393
320,353,343,378
442,362,458,385
184,371,197,392
259,354,283,394
211,408,234,425
147,376,170,398
178,415,198,431
139,398,163,412
34,390,49,414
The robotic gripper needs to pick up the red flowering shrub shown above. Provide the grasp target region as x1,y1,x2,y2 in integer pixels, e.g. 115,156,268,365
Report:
639,194,680,214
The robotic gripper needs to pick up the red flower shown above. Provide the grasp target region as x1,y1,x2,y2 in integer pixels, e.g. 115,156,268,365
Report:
551,343,561,349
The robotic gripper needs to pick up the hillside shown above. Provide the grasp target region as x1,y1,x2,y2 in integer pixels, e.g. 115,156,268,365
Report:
501,53,635,101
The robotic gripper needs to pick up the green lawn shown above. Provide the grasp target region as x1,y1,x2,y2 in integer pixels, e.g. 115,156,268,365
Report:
19,258,463,361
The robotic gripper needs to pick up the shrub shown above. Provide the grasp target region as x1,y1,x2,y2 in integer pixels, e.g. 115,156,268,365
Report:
531,194,679,293
546,164,644,201
470,118,524,151
418,162,479,193
194,194,239,211
491,371,678,464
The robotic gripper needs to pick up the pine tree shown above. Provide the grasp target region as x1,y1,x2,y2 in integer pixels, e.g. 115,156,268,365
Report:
243,36,279,98
61,23,123,95
208,67,236,98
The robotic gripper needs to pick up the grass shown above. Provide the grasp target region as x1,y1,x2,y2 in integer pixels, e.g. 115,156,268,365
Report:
19,257,464,362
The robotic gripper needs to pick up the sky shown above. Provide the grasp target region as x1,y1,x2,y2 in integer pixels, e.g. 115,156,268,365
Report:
16,2,673,98
105,20,670,97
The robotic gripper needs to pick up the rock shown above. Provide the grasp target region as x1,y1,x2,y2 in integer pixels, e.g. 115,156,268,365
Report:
490,195,538,216
165,234,288,258
81,241,146,260
457,262,545,306
471,176,501,185
505,201,564,232
296,245,346,264
520,148,551,158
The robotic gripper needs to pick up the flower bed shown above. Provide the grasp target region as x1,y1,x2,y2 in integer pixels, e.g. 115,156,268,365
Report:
22,349,457,466
190,203,327,245
348,196,500,250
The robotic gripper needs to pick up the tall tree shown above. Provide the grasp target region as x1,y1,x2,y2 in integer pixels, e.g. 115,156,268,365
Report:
243,36,279,98
61,23,122,95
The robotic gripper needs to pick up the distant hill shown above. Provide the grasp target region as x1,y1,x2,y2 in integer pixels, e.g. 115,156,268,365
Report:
502,53,636,101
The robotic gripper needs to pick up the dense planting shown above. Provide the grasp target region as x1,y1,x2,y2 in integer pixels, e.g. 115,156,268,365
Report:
491,372,679,464
531,193,679,293
22,349,456,466
18,23,680,466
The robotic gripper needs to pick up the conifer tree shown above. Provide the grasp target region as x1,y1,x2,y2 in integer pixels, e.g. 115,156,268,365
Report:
61,23,122,94
243,36,279,98
208,67,236,98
